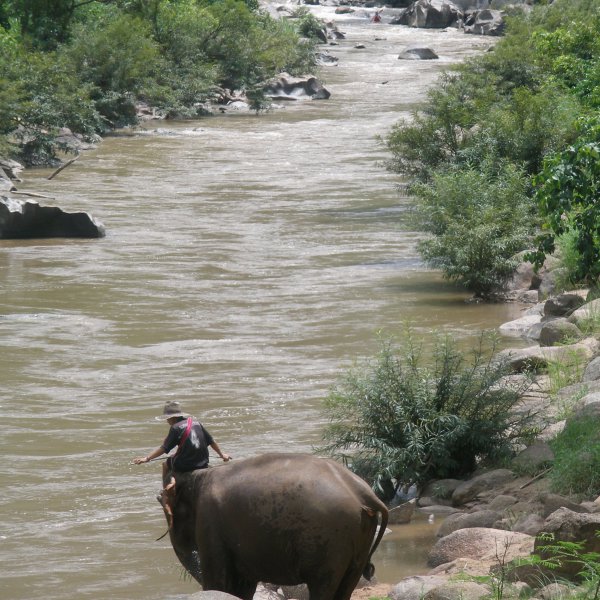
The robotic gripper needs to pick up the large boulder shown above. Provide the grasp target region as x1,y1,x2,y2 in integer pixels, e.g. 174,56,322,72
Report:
428,527,534,567
538,318,582,347
463,9,504,35
534,508,600,580
389,499,416,524
437,509,502,537
394,0,463,28
545,294,586,318
263,73,330,100
495,338,600,373
389,576,448,600
569,298,600,326
452,469,515,506
0,156,24,181
0,196,105,239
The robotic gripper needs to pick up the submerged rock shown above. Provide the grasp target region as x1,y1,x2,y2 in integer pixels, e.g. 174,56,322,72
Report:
398,46,439,59
264,73,331,100
0,196,105,239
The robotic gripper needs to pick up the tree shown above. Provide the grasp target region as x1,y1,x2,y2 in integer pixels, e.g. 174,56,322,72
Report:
529,136,600,284
410,160,535,298
318,334,537,499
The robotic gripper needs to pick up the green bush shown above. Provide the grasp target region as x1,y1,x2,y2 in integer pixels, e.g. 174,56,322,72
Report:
409,160,534,297
528,130,600,285
550,416,600,497
318,334,537,498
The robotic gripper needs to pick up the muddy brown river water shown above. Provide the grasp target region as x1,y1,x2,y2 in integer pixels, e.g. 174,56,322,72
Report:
0,9,527,599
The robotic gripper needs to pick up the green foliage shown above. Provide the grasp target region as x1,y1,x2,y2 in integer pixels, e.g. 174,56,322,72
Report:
409,161,534,297
549,416,600,497
528,134,600,284
520,532,600,599
318,333,537,498
0,0,316,161
294,9,326,42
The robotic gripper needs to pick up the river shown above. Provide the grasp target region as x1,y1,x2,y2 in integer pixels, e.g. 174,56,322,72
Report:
0,8,527,600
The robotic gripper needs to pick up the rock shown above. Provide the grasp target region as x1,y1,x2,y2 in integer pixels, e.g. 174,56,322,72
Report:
536,583,578,600
424,581,489,600
540,494,589,518
495,338,600,374
335,6,354,13
452,469,515,506
583,356,600,382
253,584,286,600
0,196,105,239
488,494,518,512
0,167,16,192
398,46,439,59
437,510,502,537
569,298,600,326
545,294,586,317
499,313,543,338
535,508,600,579
463,9,504,36
389,499,416,524
570,400,600,420
416,505,464,517
189,593,240,600
264,73,330,100
539,318,582,347
428,557,495,578
393,0,463,28
389,576,448,600
512,513,545,536
512,441,554,473
316,52,339,66
0,156,24,181
504,257,538,292
421,479,462,501
428,528,534,567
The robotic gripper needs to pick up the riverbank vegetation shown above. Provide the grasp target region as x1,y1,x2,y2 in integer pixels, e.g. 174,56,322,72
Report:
0,0,316,165
387,0,600,297
319,334,538,500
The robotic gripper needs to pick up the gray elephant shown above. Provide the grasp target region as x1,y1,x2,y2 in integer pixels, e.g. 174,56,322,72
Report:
161,452,389,600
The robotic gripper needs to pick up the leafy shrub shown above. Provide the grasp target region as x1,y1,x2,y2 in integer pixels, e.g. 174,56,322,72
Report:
528,132,600,285
409,160,534,297
550,416,600,497
318,334,537,498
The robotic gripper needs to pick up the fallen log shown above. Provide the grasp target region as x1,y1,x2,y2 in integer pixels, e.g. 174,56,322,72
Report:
47,154,80,180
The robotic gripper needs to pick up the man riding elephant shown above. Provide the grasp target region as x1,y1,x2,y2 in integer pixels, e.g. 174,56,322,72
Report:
133,401,231,526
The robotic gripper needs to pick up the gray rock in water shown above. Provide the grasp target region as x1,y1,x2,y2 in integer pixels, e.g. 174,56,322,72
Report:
0,196,105,239
393,0,463,28
398,46,439,59
264,73,331,100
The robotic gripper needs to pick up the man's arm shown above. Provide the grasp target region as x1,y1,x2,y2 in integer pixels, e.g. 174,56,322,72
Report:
133,445,165,464
210,441,231,462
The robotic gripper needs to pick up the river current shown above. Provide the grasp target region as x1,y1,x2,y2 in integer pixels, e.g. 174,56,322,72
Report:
0,9,526,599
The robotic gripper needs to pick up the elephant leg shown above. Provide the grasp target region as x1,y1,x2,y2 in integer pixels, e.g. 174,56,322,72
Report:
307,576,346,600
330,565,364,600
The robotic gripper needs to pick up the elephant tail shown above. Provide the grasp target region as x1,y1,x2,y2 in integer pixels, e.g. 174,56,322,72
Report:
361,501,389,580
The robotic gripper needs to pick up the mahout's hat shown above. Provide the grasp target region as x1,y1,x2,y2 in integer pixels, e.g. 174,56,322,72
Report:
156,401,189,420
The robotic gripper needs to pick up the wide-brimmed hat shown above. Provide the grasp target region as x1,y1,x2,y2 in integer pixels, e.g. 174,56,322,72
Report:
155,401,189,421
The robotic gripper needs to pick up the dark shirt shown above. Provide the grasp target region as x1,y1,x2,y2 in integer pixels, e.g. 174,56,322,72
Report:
162,418,214,472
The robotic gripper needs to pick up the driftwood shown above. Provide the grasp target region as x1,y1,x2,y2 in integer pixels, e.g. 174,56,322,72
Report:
10,190,55,200
519,467,552,490
47,154,80,180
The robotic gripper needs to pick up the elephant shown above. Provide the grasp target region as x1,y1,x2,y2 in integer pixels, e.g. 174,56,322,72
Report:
161,452,389,600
